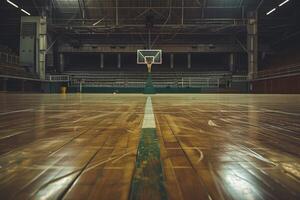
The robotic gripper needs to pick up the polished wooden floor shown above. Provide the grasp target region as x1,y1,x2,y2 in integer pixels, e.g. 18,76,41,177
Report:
0,94,299,200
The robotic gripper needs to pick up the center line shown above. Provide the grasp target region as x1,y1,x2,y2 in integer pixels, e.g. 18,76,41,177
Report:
130,96,167,200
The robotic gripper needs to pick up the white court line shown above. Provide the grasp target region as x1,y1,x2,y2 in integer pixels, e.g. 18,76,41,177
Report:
0,109,34,116
142,97,156,129
0,130,28,140
261,108,300,116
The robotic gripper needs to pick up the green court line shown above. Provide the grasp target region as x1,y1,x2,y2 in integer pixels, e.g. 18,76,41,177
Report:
129,128,168,200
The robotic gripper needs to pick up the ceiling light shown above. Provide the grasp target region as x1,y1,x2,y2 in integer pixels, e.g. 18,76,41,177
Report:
266,8,276,15
93,18,104,26
21,9,31,16
279,0,290,7
6,0,18,8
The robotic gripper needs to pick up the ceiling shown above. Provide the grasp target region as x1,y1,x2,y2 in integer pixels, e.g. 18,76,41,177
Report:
0,0,299,49
50,0,259,32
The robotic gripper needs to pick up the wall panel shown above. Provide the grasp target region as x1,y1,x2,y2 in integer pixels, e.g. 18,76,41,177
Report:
252,75,300,94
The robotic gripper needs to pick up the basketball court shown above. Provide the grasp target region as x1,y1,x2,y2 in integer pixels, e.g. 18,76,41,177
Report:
1,0,300,199
0,94,299,199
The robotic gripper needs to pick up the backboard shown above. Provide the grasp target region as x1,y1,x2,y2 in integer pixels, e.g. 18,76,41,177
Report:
137,49,162,72
137,50,162,65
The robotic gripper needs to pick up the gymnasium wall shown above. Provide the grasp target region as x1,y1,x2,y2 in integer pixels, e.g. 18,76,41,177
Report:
0,78,42,92
252,41,300,94
260,37,300,71
0,77,66,93
252,74,300,94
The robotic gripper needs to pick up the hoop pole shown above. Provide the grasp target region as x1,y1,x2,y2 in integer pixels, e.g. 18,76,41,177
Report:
147,63,152,73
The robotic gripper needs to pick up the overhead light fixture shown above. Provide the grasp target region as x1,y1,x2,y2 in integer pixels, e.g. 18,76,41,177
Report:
92,21,100,26
279,0,290,7
6,0,19,8
93,18,105,26
266,8,276,15
21,9,31,16
7,0,31,16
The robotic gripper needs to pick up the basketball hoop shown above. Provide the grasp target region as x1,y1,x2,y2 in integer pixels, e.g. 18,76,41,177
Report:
137,49,162,94
137,49,162,73
147,63,152,73
145,56,154,73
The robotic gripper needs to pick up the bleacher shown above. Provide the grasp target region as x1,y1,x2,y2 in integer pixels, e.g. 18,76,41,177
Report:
0,45,36,79
64,70,232,88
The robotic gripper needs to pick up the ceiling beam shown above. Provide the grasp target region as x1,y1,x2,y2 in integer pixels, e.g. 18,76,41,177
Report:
58,43,243,53
77,0,87,24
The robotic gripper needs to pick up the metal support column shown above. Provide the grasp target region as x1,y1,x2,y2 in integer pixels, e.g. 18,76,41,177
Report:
2,78,7,91
187,53,191,69
100,53,104,69
170,54,174,69
229,53,235,72
247,12,258,80
117,53,121,69
181,0,184,25
115,0,119,26
21,80,25,92
38,17,47,80
59,53,64,72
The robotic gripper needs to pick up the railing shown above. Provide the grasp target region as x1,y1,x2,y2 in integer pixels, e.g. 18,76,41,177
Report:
152,77,222,88
0,64,37,79
232,75,248,82
46,74,70,82
65,71,230,88
0,52,19,65
0,51,29,78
